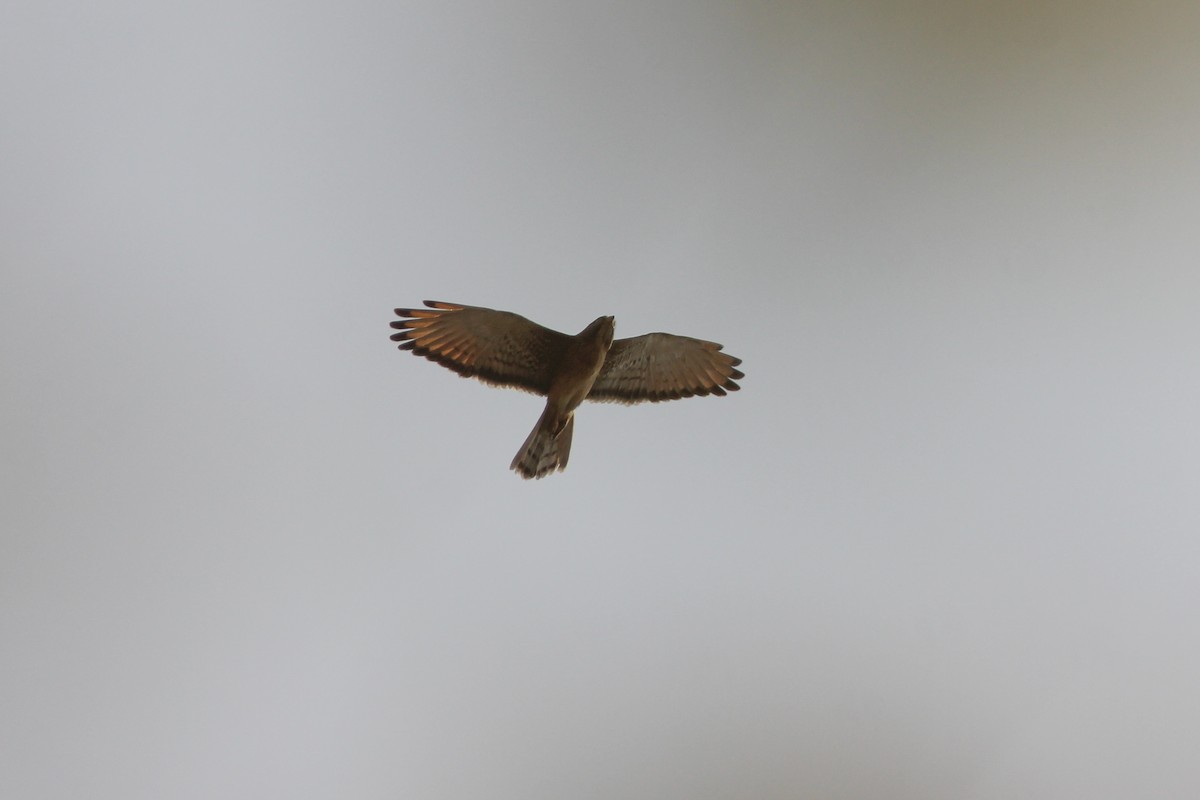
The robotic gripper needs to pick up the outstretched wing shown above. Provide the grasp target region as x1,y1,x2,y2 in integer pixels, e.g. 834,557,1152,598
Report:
587,332,744,403
390,301,570,395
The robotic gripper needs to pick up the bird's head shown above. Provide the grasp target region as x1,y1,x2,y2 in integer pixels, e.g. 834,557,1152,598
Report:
584,315,616,350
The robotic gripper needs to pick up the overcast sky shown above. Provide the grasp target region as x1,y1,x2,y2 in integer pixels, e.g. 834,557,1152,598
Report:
3,2,1200,798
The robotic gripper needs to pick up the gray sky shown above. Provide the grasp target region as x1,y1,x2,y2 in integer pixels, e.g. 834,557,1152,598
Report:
4,2,1200,798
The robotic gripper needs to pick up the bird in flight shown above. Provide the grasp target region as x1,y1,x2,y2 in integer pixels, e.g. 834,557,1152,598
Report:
391,301,744,479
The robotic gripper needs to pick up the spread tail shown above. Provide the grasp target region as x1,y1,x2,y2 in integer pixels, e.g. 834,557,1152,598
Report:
511,406,574,479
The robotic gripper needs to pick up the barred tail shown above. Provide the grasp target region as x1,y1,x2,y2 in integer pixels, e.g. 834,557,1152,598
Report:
511,405,574,479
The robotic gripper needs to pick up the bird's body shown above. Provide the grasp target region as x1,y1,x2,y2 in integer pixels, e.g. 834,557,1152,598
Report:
390,301,742,478
511,314,613,478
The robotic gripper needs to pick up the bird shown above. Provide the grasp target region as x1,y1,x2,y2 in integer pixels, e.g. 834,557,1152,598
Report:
390,301,744,479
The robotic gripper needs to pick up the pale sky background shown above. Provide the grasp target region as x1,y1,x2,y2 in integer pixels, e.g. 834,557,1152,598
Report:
3,2,1200,798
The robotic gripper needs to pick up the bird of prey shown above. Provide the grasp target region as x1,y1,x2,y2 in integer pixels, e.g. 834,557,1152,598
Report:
390,301,744,479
